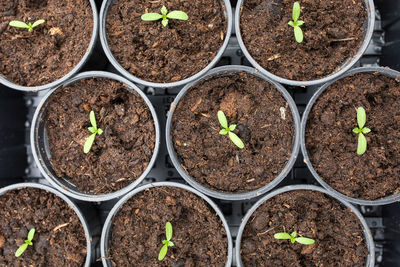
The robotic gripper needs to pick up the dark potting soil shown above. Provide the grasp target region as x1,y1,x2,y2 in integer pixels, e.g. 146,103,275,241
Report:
240,0,367,81
0,0,93,87
306,72,400,200
0,187,87,266
108,186,228,266
171,72,294,193
106,0,227,83
44,78,155,195
240,190,368,266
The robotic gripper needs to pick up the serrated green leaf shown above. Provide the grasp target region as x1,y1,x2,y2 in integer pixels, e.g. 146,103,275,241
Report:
27,228,35,241
357,133,367,155
32,19,45,28
357,107,366,129
294,26,303,43
161,5,168,15
353,128,361,134
15,243,28,257
295,237,315,245
84,133,96,154
167,11,188,20
217,110,228,129
9,20,30,29
141,13,163,21
158,244,168,261
274,233,292,240
229,124,236,131
362,127,371,134
161,19,169,27
228,132,244,149
219,129,228,135
90,110,97,129
165,222,173,241
293,2,301,22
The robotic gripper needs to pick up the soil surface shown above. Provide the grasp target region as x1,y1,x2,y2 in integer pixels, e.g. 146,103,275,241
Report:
240,0,367,81
0,0,93,87
0,187,87,266
108,186,228,266
171,71,294,192
240,190,368,266
44,78,155,195
106,0,227,83
306,72,400,200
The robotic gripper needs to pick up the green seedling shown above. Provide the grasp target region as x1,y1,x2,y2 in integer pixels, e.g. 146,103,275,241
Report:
274,231,315,245
352,107,371,155
218,110,244,149
141,5,188,27
288,2,304,43
9,19,45,32
84,110,103,154
158,222,174,261
15,228,35,257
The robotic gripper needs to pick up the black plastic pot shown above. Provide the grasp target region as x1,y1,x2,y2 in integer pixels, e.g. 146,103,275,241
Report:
235,185,375,267
234,0,375,87
301,67,400,206
30,71,160,202
0,182,94,266
99,0,233,88
0,0,99,92
100,181,233,267
166,65,301,200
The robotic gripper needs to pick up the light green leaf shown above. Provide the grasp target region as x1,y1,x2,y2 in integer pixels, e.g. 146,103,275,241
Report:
32,19,45,28
88,126,95,134
15,243,28,257
161,6,168,15
219,129,228,135
217,110,228,129
362,127,371,134
229,132,244,149
297,20,304,26
27,228,35,241
353,128,361,134
162,240,168,245
9,20,30,29
84,133,96,154
288,21,295,27
168,241,174,247
97,128,103,135
357,107,366,129
290,231,297,238
294,26,303,43
90,110,97,129
161,19,169,27
293,2,301,22
158,244,168,261
295,237,315,245
229,124,236,131
274,232,292,240
357,133,367,155
141,13,163,21
165,222,173,241
167,11,189,20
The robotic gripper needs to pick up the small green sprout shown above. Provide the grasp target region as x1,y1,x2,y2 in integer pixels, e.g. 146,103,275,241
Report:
9,19,45,32
158,222,174,261
141,5,188,27
274,231,315,245
288,2,304,43
15,228,35,257
352,107,371,155
217,110,244,149
84,110,103,154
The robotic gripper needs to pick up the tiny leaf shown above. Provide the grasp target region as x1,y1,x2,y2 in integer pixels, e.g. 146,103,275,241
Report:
294,26,303,43
158,244,168,261
9,20,30,29
219,129,228,135
217,110,228,129
167,11,189,20
293,2,301,22
228,132,244,149
295,237,315,245
357,107,366,129
161,5,168,15
229,124,237,131
31,19,45,28
162,240,168,245
88,126,95,134
362,127,371,134
161,19,169,27
357,133,367,155
27,228,35,241
297,20,304,26
15,243,28,257
141,13,163,21
165,222,173,241
288,21,295,27
84,133,96,154
168,241,174,247
290,231,297,238
90,111,97,129
274,233,292,240
97,128,103,135
353,128,361,134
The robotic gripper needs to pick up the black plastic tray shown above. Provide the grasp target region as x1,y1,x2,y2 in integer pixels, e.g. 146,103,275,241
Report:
1,0,399,266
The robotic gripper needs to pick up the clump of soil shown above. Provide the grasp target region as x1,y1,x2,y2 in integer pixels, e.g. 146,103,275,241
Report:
240,0,367,81
0,0,93,86
0,187,87,266
240,190,368,266
306,72,400,200
106,0,227,83
108,186,228,266
171,71,294,192
44,78,155,195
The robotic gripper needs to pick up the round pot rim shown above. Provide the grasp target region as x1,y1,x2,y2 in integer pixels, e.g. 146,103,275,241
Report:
30,71,161,202
99,0,233,88
100,181,233,267
234,0,375,86
0,0,99,92
235,184,375,267
0,182,92,267
166,65,301,200
301,66,400,206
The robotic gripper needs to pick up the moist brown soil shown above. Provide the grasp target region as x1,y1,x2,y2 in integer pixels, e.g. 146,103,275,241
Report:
240,0,367,81
0,0,93,87
171,72,294,193
108,186,228,266
306,72,400,200
240,190,368,266
0,187,87,266
44,78,155,195
106,0,227,83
